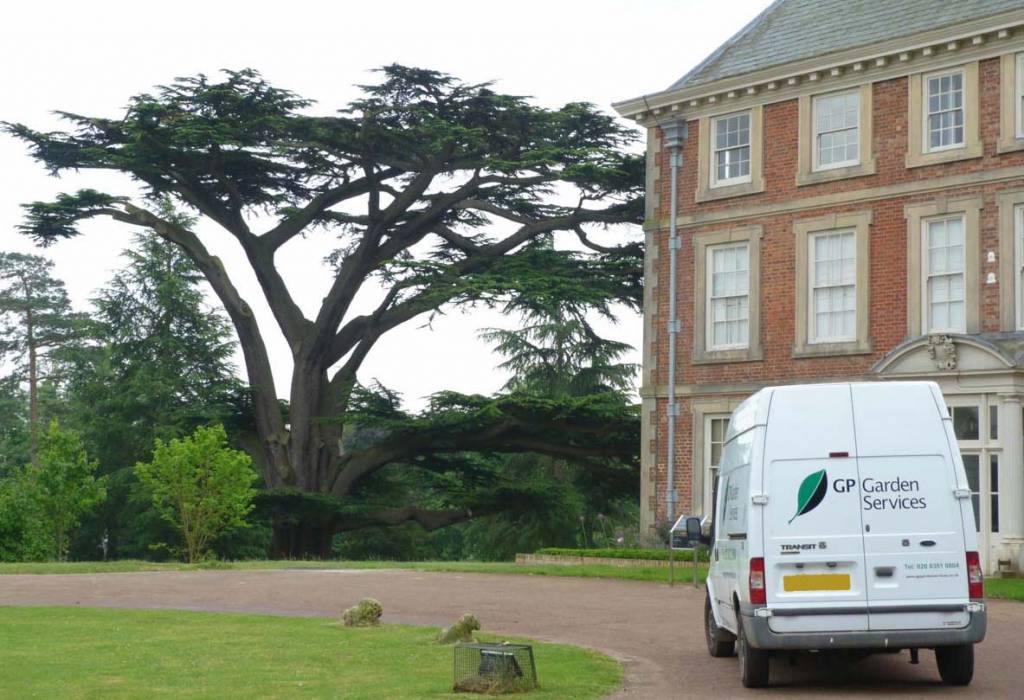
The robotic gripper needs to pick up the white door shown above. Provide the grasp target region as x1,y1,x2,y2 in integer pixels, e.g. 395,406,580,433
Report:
763,384,870,634
853,383,970,632
947,399,1000,571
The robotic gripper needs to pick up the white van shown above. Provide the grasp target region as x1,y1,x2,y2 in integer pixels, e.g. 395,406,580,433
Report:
703,381,987,688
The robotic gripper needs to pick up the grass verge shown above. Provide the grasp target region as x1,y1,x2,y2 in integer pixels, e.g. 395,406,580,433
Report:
0,558,708,583
985,577,1024,602
3,559,1021,601
0,606,620,699
535,547,710,562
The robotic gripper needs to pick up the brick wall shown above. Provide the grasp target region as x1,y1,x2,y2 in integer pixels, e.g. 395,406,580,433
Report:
644,55,1024,528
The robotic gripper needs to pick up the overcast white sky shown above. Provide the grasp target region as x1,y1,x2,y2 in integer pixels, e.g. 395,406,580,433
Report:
0,0,772,409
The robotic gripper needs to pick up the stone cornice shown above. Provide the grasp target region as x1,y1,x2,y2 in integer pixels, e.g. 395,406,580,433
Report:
643,164,1024,232
614,9,1024,124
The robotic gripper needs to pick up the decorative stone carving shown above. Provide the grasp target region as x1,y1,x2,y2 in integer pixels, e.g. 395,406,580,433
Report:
927,334,958,371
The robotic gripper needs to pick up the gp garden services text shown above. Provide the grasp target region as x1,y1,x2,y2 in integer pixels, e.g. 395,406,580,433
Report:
834,476,926,511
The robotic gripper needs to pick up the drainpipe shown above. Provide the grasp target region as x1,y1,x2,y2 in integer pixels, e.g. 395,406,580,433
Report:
659,118,688,528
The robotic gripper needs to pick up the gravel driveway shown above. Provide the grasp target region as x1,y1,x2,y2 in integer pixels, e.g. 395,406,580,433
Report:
1,569,1020,698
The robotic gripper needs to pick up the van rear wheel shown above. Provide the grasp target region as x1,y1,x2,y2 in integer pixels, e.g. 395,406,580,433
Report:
935,644,973,686
704,592,735,657
737,620,770,687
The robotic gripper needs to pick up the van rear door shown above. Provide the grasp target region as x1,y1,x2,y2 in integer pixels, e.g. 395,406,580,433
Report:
850,383,970,631
763,385,869,634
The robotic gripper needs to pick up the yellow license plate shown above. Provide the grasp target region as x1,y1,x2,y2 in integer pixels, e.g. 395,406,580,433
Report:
783,574,851,592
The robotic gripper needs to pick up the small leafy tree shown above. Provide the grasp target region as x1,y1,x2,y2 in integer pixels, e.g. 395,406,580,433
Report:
135,424,257,562
32,420,106,560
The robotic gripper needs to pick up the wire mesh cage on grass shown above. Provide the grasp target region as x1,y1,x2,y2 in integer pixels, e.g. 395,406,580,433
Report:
453,642,538,694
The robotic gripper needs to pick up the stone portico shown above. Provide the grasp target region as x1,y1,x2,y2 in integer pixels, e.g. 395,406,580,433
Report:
874,333,1024,573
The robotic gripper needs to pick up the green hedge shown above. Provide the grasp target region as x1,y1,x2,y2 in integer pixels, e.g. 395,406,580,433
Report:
534,547,710,562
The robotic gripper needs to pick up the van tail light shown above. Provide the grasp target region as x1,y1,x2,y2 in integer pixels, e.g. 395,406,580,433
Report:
749,557,766,605
966,551,984,599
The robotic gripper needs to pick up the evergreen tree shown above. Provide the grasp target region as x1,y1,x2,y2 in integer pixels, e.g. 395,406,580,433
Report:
65,203,241,472
0,252,89,463
0,374,29,473
460,314,640,558
330,314,641,561
6,66,643,555
481,311,638,398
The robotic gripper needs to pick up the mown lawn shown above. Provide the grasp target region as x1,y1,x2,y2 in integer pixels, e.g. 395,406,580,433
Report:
985,577,1024,602
0,607,620,699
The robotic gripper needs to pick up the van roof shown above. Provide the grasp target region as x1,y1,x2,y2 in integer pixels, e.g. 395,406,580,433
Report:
724,381,943,442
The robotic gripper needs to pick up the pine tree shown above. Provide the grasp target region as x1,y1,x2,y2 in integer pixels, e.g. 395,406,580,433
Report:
66,203,241,472
0,252,89,463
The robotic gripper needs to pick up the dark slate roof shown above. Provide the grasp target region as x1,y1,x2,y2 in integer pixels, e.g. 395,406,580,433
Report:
671,0,1024,90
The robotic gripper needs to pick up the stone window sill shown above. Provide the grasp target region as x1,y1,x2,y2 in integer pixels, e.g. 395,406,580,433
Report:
692,347,764,365
792,339,874,359
905,142,983,169
695,178,765,203
997,138,1024,155
796,159,877,187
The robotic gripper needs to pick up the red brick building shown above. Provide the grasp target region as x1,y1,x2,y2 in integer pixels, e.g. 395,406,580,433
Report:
614,0,1024,573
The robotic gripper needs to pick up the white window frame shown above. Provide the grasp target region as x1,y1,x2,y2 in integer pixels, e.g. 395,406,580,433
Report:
1015,204,1024,330
808,229,857,344
1016,53,1024,139
812,89,861,172
703,415,730,518
945,394,1002,546
922,214,967,334
922,68,966,154
710,111,752,188
706,242,750,351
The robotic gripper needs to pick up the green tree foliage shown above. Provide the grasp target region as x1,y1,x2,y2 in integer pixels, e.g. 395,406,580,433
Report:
51,205,245,560
29,420,106,560
481,310,637,398
5,66,643,554
0,374,30,473
64,202,241,472
0,470,49,562
0,253,89,463
458,312,639,559
328,307,641,561
135,424,257,562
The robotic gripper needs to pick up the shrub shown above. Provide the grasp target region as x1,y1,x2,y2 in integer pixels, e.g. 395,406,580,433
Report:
437,613,480,644
535,546,710,562
0,472,48,562
341,598,383,627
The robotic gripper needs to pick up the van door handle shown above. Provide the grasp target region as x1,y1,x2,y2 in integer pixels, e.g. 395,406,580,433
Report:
920,540,936,547
875,566,895,578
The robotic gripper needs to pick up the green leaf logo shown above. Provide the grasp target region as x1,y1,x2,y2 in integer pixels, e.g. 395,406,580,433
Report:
788,469,828,524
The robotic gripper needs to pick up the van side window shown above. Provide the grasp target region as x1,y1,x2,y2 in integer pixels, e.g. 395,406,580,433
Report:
719,430,754,535
721,467,749,535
